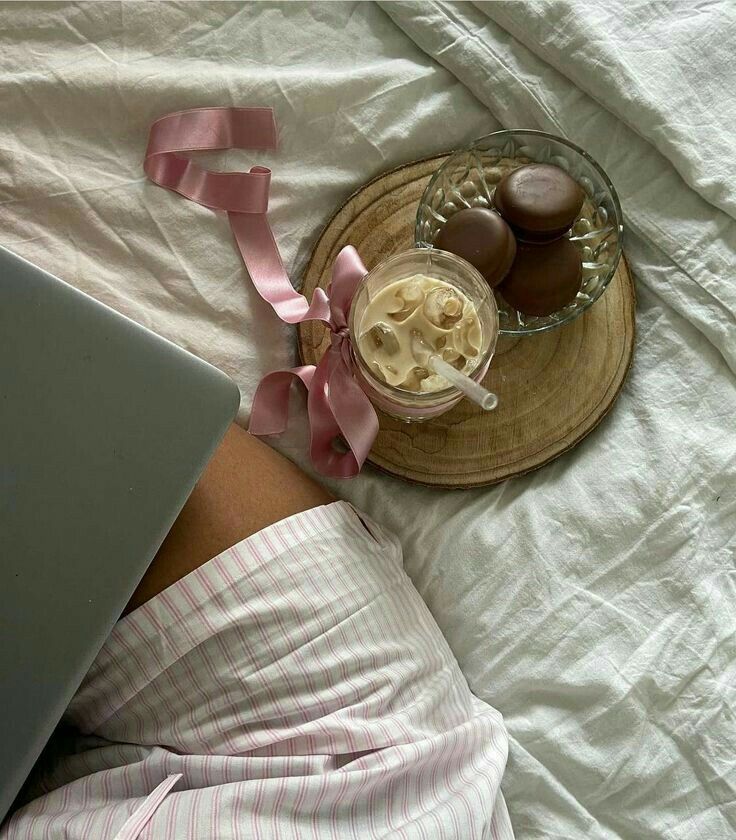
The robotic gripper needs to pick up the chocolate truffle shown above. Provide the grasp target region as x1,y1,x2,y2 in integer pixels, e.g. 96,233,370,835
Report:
494,164,584,242
499,238,582,316
435,207,516,288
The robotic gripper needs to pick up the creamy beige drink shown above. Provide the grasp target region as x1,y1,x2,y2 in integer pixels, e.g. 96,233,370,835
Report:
357,274,482,393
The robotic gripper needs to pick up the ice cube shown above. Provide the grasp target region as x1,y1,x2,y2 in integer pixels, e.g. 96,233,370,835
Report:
370,361,387,383
364,321,400,355
410,329,432,366
423,287,464,328
452,317,482,357
387,280,425,323
442,349,466,370
419,374,446,393
400,280,424,306
400,366,430,392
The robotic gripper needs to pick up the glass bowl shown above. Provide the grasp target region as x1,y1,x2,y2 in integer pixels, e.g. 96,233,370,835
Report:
415,129,624,335
348,248,499,422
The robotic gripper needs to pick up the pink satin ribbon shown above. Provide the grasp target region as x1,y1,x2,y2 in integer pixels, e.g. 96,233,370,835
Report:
144,107,378,477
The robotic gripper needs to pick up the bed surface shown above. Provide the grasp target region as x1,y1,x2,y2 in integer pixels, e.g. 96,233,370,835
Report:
1,3,734,837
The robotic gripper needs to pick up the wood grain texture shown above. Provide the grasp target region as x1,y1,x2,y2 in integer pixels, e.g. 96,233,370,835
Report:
298,155,636,488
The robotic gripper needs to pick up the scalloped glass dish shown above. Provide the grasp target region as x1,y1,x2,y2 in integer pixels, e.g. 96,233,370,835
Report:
415,130,624,335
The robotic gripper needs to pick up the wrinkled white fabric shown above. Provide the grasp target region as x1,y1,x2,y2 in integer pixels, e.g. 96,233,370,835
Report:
1,2,735,839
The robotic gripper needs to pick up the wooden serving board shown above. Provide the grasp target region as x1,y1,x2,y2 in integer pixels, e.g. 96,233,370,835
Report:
297,155,635,489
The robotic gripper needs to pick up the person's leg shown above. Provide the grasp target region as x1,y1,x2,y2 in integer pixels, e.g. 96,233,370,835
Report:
7,426,512,840
124,423,333,615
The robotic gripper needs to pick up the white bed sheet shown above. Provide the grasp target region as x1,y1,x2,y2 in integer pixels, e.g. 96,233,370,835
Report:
1,3,734,838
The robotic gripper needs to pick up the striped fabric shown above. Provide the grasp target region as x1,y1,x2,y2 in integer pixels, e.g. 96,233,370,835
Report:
3,502,513,839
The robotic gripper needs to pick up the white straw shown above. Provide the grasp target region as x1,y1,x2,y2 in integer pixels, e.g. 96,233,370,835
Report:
429,355,498,412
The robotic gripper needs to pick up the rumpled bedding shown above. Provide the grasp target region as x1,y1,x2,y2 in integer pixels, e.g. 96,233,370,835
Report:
1,3,734,838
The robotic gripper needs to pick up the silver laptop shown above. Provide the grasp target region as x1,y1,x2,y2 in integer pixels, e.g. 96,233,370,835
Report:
0,246,240,822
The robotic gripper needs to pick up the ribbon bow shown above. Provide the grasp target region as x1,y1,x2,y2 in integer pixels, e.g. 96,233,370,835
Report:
248,246,379,478
144,106,378,477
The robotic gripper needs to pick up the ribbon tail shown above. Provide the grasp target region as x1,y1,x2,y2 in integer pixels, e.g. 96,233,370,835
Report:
229,212,331,324
144,108,277,214
327,359,379,469
327,246,368,328
248,366,316,436
306,347,378,479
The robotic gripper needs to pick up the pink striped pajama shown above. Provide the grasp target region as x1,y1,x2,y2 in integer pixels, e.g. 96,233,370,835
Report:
3,502,513,839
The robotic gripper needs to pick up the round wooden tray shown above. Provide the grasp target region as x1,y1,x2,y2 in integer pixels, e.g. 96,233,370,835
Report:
298,155,635,489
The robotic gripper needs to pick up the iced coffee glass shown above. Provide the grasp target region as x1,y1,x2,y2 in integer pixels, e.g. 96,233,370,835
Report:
348,248,499,422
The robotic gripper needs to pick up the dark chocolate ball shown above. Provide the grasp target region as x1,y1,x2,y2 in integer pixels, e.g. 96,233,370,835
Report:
499,238,582,316
435,207,516,288
494,164,584,242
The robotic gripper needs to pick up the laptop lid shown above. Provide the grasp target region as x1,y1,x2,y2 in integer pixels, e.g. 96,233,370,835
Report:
0,246,240,821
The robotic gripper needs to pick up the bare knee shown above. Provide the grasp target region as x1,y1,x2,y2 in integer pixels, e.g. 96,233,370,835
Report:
124,424,333,615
